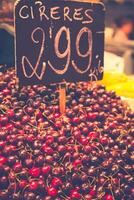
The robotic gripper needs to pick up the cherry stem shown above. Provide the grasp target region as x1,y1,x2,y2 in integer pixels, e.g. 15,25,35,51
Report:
109,187,115,200
43,112,59,131
28,122,38,129
0,108,6,114
119,165,131,176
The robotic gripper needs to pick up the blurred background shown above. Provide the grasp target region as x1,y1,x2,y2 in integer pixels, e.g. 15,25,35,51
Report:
0,0,134,106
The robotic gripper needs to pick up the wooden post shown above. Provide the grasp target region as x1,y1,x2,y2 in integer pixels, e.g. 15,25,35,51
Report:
59,83,66,114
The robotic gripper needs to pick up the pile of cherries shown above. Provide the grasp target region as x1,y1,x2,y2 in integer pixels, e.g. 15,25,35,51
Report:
0,68,134,200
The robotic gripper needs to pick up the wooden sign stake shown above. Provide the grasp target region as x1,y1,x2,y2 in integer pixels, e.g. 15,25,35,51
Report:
59,83,66,114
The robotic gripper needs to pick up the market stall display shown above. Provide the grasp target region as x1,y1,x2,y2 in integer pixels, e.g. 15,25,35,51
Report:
0,68,134,200
0,1,134,200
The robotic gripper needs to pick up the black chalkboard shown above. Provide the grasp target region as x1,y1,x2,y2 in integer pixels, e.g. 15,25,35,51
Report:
15,0,105,85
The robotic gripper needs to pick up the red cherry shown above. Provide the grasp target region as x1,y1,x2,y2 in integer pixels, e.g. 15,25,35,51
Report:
79,115,86,122
85,194,92,200
104,194,114,200
0,141,6,149
54,105,59,112
70,190,81,199
73,159,82,168
67,145,75,153
55,121,62,128
27,134,34,142
87,113,97,120
88,131,98,140
45,155,53,163
0,156,7,165
71,188,80,193
72,117,80,124
29,91,36,98
108,122,116,129
30,181,39,190
80,137,89,145
131,188,134,197
3,145,15,155
9,171,16,182
45,135,54,145
112,178,119,185
0,116,8,126
89,188,96,196
7,110,15,119
18,130,25,135
38,118,44,124
83,145,91,153
29,167,41,177
6,123,14,130
73,130,81,139
13,163,22,173
82,127,89,135
36,110,43,119
26,107,34,115
58,145,66,154
47,187,58,197
42,166,51,175
19,180,27,189
54,113,60,118
51,177,62,187
42,145,53,155
38,179,45,188
2,88,11,95
14,121,21,128
21,115,30,124
30,118,36,126
13,144,17,150
5,145,16,153
100,137,109,145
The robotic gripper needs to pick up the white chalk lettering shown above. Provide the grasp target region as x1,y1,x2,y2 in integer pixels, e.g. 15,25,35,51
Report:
51,7,60,20
73,8,83,21
39,6,49,21
64,7,73,22
19,5,29,19
72,27,92,73
83,9,93,24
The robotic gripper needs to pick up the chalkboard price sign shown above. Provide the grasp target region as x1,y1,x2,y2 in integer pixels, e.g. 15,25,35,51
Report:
15,0,105,85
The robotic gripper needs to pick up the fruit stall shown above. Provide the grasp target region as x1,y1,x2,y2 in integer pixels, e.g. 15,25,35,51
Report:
0,0,134,200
